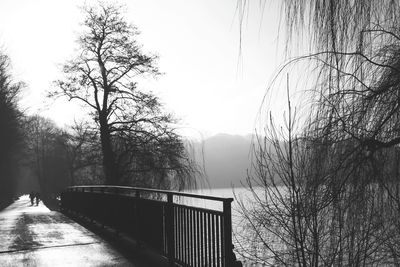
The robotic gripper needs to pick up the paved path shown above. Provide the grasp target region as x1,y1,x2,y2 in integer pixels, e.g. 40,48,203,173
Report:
0,195,137,266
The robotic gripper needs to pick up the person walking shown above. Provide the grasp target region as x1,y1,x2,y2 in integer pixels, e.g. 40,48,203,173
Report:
29,191,35,206
35,192,40,206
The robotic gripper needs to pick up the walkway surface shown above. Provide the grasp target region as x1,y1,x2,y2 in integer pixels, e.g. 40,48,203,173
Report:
0,195,137,266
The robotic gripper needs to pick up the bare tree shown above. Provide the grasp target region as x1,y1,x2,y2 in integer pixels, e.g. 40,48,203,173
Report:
236,78,336,266
281,7,400,264
53,2,197,188
236,74,397,265
236,1,400,265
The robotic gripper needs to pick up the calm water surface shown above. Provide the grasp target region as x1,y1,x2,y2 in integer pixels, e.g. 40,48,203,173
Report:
183,187,267,266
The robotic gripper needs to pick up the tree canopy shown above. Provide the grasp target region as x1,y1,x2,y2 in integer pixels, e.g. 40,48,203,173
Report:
0,52,24,207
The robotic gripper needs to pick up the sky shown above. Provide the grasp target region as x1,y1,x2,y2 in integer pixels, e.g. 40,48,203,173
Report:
0,0,287,138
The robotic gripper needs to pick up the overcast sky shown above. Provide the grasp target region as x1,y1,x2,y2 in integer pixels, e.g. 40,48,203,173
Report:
0,0,286,138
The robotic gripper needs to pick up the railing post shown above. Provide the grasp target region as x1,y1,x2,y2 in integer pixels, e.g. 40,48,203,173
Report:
167,193,175,266
223,199,233,267
133,190,140,241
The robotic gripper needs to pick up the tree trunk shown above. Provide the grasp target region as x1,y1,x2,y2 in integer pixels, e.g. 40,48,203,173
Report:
99,115,119,185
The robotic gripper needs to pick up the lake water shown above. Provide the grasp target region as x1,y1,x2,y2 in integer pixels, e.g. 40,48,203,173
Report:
183,186,251,208
183,187,268,267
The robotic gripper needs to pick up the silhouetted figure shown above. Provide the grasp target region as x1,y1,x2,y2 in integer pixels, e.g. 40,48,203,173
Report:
35,192,40,206
29,191,35,206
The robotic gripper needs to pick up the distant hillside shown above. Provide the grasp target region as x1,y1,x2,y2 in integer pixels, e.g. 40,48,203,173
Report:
193,134,254,189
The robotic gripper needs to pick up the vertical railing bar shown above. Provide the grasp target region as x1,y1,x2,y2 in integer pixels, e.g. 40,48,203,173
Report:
205,210,209,267
178,206,180,260
167,193,174,267
193,209,197,267
182,207,185,265
204,213,211,266
175,206,178,261
164,203,167,255
216,215,221,267
188,208,192,267
168,204,170,256
221,216,225,267
178,206,181,262
183,206,186,264
191,208,195,267
180,206,183,263
212,214,216,267
187,208,190,266
208,212,212,266
200,211,204,267
134,191,139,241
189,208,191,266
196,210,200,267
191,208,194,267
192,209,195,267
223,200,233,267
187,207,191,266
199,211,204,266
163,204,166,255
194,208,197,267
204,210,207,267
210,213,214,267
181,206,184,263
187,207,190,266
204,211,208,267
173,206,176,259
184,207,187,265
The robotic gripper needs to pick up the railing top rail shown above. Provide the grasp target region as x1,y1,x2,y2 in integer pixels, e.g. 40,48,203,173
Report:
67,185,234,203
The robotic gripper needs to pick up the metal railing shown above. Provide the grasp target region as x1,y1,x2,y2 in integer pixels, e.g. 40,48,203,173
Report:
60,186,241,267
